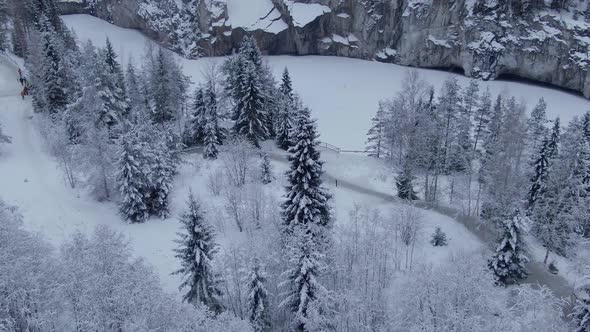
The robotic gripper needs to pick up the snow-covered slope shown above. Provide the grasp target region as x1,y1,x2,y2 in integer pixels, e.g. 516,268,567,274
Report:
0,53,482,295
64,14,590,151
0,14,499,297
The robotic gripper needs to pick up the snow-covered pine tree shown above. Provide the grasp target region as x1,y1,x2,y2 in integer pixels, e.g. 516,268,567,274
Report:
488,210,529,286
39,15,67,114
437,76,463,173
463,79,480,117
125,61,146,122
95,48,129,128
260,153,274,184
430,227,448,246
526,118,561,212
396,158,418,200
246,258,271,332
527,138,551,210
450,81,476,173
203,83,224,160
173,192,223,313
528,98,548,152
547,118,560,158
280,226,334,332
147,140,174,219
150,48,177,124
573,277,590,332
366,101,389,158
185,87,206,146
280,67,294,102
234,60,268,148
276,68,295,150
282,106,332,235
239,35,263,70
116,130,149,223
479,94,504,186
103,38,129,118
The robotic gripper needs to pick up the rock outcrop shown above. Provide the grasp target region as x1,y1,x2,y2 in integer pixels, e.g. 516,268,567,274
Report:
57,0,590,97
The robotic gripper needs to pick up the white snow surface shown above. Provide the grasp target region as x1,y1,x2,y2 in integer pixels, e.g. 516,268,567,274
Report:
284,1,331,27
225,0,287,33
62,14,590,152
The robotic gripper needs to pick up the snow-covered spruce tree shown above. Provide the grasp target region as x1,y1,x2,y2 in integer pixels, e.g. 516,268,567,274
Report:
147,140,174,219
260,153,274,184
203,83,224,160
488,210,529,286
573,277,590,332
430,227,448,246
150,47,175,123
282,106,332,234
116,130,149,223
450,80,478,173
38,15,67,114
95,48,130,128
103,38,130,118
186,87,206,146
148,47,189,125
223,36,276,138
366,101,389,158
276,68,295,150
125,61,146,122
437,76,463,173
281,226,334,331
527,138,551,210
246,258,271,332
396,159,418,200
173,192,224,313
280,67,294,102
532,119,589,261
234,60,268,148
528,97,548,152
281,106,334,330
547,118,560,158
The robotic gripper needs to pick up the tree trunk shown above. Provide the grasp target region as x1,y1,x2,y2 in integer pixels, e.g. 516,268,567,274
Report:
543,248,550,265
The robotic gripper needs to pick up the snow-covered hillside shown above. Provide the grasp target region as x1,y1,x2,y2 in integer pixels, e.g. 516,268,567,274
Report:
0,53,481,297
63,14,590,151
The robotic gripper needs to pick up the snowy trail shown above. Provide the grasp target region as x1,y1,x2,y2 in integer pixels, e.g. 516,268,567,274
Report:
268,149,575,302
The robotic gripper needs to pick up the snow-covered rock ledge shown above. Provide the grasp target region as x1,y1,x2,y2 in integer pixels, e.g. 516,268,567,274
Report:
58,0,590,98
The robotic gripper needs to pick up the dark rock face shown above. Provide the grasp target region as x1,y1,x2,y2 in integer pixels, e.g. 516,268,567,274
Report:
57,0,590,97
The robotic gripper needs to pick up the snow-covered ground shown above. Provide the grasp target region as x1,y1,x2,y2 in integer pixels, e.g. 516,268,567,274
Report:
225,0,287,33
0,54,481,298
1,13,586,298
63,14,590,151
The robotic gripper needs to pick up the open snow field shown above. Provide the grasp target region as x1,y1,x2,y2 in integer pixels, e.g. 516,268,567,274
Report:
0,13,586,296
63,14,590,151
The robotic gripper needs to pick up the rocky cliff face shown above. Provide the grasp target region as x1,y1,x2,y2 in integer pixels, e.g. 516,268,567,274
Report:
57,0,590,97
